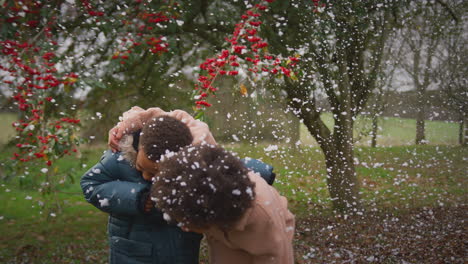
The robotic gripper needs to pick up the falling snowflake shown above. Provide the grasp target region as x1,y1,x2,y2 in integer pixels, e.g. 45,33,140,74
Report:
99,198,110,207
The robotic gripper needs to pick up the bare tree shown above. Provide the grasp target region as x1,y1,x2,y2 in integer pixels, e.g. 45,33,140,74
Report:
370,37,404,148
435,14,467,145
259,1,401,211
398,1,459,144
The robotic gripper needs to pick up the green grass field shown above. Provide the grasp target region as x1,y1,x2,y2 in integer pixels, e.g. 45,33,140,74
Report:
0,144,466,263
0,112,466,263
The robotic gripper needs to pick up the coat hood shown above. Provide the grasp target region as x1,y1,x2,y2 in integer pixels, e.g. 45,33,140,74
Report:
119,134,138,167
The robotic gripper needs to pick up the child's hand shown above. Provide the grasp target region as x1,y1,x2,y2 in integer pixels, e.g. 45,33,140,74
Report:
122,106,145,120
144,196,154,213
108,106,167,152
108,126,121,152
180,223,205,234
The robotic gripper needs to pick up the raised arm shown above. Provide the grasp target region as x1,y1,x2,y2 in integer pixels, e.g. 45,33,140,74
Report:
168,110,217,146
108,107,169,151
108,107,216,151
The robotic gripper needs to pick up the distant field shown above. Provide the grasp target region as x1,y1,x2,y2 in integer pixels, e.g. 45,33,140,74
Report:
0,113,17,145
300,113,459,146
0,112,460,147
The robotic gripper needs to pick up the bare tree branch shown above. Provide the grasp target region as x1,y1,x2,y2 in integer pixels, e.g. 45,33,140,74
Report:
435,0,459,22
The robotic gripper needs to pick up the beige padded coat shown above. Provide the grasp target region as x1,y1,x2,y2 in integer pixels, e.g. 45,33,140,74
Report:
204,171,295,264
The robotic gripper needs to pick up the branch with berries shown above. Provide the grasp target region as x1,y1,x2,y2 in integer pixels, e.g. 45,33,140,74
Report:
192,0,300,119
1,1,81,169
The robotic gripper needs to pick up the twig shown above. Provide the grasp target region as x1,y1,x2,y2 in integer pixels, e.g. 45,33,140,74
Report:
435,0,459,23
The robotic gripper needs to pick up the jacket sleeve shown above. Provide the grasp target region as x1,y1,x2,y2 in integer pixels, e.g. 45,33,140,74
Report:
241,158,275,185
80,150,149,216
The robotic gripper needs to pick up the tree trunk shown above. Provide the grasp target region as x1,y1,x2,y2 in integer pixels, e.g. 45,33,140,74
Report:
459,118,464,146
323,44,360,211
415,111,426,144
371,114,378,148
326,108,360,211
324,152,359,211
415,88,426,145
284,80,360,212
289,115,300,147
415,19,439,145
464,117,468,147
301,114,360,212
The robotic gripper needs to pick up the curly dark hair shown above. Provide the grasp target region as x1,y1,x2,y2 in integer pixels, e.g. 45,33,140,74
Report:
139,116,193,162
151,145,256,229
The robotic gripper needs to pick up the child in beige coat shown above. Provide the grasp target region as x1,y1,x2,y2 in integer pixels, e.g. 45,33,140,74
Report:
151,145,295,264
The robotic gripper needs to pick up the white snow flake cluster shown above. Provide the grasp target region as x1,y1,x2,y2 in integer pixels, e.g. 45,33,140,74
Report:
99,198,110,207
